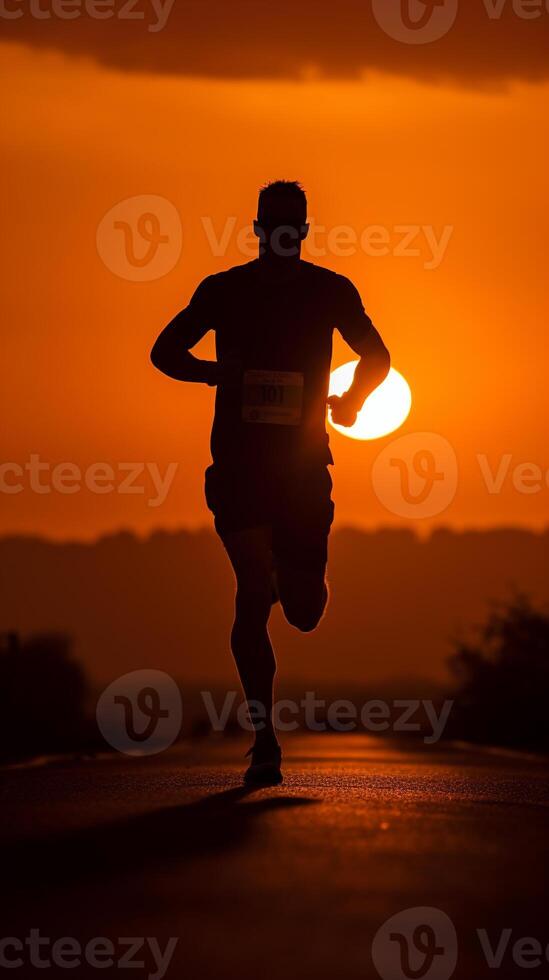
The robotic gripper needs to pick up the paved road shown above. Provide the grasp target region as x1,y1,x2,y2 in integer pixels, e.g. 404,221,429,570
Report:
2,736,548,980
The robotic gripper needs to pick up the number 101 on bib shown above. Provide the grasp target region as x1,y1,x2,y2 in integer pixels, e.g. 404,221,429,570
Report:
242,370,304,426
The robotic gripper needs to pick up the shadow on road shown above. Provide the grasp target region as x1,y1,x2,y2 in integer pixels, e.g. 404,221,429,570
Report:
4,786,318,894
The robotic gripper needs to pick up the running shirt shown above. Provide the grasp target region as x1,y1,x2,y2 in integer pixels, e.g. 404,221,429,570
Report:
181,260,374,467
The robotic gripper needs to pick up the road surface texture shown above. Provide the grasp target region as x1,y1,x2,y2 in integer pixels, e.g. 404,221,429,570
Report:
1,735,548,980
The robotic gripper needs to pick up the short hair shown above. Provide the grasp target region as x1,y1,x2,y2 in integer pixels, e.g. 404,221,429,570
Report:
257,180,307,222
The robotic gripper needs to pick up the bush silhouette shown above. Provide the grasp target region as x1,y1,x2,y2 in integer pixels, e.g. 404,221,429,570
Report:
447,595,549,751
0,632,88,762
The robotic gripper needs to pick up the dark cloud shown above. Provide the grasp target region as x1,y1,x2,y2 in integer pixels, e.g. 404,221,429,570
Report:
3,0,549,84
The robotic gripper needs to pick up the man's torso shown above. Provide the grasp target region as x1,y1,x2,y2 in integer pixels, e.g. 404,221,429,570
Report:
201,260,359,467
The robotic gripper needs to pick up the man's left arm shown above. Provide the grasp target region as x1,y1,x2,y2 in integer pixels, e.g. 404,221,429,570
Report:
329,278,391,428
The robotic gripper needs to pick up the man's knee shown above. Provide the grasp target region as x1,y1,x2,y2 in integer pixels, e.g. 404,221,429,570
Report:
285,608,323,633
235,583,272,622
282,583,329,633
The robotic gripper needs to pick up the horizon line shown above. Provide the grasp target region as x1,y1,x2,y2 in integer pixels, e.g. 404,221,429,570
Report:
1,523,548,548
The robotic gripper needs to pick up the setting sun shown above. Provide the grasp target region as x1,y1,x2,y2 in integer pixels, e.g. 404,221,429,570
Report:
328,362,412,441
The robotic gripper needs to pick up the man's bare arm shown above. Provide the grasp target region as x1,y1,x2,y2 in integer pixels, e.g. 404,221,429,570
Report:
329,325,391,427
150,306,219,385
330,275,391,427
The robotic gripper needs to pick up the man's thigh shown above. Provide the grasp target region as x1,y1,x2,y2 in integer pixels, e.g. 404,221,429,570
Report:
272,464,334,572
221,525,273,593
271,465,333,631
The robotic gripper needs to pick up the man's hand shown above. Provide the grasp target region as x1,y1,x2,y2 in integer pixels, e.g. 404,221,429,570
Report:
327,393,360,428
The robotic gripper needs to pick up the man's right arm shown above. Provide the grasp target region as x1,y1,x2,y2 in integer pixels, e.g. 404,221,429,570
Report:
150,277,219,386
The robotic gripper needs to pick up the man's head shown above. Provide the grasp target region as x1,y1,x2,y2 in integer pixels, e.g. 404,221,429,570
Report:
254,180,309,258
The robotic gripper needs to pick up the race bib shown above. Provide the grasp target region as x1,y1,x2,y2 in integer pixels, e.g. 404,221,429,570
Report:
242,370,304,426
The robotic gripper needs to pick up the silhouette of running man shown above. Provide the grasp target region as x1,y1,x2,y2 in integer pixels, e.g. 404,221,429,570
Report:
151,181,390,785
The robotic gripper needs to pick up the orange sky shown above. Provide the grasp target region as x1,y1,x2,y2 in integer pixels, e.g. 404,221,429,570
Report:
1,43,548,539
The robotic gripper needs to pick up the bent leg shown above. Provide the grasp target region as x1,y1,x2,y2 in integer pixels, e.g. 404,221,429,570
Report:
277,563,329,634
274,463,333,633
221,526,278,742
